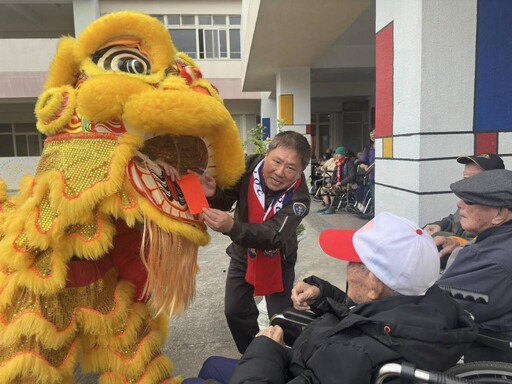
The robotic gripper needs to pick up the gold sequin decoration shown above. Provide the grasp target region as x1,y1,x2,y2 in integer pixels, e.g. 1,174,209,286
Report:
65,216,101,241
4,268,118,330
31,247,54,277
1,334,75,368
115,325,151,360
0,200,17,214
13,232,30,254
119,191,137,210
36,135,120,198
36,191,60,232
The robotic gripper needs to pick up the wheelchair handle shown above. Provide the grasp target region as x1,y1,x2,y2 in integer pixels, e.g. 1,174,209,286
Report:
374,363,471,384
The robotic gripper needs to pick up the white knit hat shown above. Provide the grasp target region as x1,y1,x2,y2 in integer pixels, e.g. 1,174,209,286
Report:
319,212,440,296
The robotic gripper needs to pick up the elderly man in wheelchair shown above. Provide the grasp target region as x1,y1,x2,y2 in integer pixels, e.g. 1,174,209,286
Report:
185,212,483,384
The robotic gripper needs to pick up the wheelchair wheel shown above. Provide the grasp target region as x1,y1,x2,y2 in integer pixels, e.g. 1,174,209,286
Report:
445,361,512,383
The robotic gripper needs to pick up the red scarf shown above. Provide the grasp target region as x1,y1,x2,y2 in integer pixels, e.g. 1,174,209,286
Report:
246,160,301,296
336,157,348,182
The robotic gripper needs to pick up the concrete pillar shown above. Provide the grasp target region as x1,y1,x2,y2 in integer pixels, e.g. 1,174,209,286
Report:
260,92,277,138
374,0,512,225
275,67,312,179
73,0,100,37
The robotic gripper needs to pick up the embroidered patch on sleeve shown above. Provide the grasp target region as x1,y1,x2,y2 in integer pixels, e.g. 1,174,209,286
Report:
293,202,307,217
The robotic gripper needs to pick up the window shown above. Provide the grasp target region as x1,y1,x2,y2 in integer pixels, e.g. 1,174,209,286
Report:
0,123,44,157
162,14,241,60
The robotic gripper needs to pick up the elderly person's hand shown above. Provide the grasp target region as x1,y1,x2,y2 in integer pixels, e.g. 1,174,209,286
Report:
434,236,461,258
423,224,442,236
256,325,285,347
291,281,320,311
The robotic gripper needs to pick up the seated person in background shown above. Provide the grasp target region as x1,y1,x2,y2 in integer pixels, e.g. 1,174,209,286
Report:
316,146,356,215
438,169,512,363
185,212,477,384
359,129,375,215
424,154,504,262
312,150,338,198
322,147,333,161
353,151,370,212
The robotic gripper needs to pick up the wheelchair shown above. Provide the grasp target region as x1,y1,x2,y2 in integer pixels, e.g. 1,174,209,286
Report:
334,184,358,212
312,170,333,200
271,306,512,383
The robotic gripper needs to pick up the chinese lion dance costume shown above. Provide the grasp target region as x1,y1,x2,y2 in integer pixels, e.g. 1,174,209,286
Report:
0,11,244,384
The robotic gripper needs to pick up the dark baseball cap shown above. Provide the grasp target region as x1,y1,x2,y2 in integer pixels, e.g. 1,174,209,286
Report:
456,154,504,171
450,169,512,208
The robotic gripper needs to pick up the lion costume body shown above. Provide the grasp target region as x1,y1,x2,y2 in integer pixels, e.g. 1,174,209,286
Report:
0,11,244,383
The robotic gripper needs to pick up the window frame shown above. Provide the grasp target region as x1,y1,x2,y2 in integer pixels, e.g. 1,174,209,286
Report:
0,123,44,157
162,14,241,60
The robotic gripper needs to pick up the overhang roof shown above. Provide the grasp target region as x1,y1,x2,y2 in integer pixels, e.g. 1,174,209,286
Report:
242,0,373,92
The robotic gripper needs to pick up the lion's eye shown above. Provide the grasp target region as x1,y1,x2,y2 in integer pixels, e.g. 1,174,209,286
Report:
92,46,151,75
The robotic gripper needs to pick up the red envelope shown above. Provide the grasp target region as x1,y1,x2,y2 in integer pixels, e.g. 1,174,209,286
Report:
176,173,210,215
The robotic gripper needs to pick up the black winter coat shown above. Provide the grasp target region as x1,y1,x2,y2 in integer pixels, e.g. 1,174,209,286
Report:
230,276,477,384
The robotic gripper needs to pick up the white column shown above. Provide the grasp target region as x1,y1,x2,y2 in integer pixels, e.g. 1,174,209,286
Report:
275,67,312,178
73,0,100,37
260,92,277,137
375,0,478,225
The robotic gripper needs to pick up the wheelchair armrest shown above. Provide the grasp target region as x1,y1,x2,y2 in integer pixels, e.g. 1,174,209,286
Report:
374,362,471,384
476,330,512,352
270,308,318,327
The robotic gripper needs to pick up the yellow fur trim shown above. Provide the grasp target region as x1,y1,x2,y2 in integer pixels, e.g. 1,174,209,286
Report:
174,52,198,68
75,12,176,73
0,337,79,384
83,328,168,380
35,85,78,136
77,75,155,123
0,179,6,203
99,354,176,384
43,36,79,91
136,198,209,246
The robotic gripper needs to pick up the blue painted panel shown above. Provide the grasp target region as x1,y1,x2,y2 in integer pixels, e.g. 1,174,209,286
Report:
474,0,512,132
262,117,271,139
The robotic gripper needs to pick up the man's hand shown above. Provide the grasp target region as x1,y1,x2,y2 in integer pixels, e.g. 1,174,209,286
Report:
195,172,217,198
256,325,285,347
434,236,461,258
423,224,441,235
291,281,320,311
202,208,234,233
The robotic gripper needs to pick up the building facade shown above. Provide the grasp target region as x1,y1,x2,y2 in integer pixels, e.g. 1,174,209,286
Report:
1,0,510,224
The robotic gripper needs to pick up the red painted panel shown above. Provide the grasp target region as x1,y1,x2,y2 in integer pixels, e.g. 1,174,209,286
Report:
376,23,394,137
475,132,497,154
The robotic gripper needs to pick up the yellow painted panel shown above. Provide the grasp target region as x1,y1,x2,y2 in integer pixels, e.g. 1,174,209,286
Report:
279,95,294,125
383,137,393,158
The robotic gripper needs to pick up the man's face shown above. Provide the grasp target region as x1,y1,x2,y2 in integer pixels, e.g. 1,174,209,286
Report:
457,200,498,234
463,163,483,179
262,146,302,191
346,262,373,304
